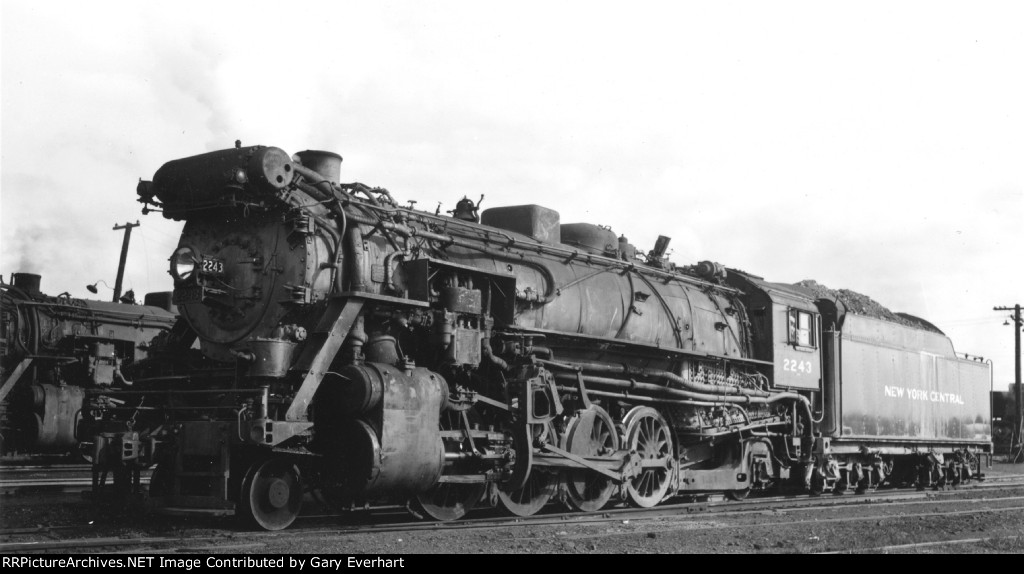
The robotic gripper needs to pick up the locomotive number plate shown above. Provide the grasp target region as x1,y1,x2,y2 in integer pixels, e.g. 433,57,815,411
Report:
200,257,225,276
172,285,204,304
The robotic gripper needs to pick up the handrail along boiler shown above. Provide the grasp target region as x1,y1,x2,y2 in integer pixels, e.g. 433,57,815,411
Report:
82,144,992,529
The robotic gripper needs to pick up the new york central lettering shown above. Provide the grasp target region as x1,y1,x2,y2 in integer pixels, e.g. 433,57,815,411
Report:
883,385,964,405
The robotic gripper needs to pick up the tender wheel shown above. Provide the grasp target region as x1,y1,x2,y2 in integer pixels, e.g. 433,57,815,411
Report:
622,407,673,508
498,422,559,517
564,406,619,512
239,459,303,531
855,476,872,494
809,468,825,496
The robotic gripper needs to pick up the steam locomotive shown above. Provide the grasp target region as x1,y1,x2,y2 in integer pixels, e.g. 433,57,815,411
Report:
81,144,992,530
1,273,177,456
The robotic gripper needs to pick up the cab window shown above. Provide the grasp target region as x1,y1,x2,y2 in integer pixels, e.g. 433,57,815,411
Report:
788,309,816,347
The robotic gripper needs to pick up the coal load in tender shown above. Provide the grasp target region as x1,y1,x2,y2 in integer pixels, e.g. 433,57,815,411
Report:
793,279,942,334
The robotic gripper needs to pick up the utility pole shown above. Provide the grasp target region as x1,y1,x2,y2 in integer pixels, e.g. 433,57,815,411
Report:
112,221,140,303
994,304,1022,461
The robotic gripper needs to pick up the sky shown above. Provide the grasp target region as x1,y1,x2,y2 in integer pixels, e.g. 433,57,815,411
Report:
2,1,1022,388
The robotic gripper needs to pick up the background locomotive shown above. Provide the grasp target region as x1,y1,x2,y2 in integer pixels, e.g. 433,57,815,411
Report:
0,273,177,456
81,144,992,530
991,389,1019,456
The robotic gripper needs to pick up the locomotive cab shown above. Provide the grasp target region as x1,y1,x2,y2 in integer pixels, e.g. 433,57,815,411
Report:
725,272,823,393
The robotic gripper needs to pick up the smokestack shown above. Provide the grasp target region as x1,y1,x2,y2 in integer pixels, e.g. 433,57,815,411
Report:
12,273,41,296
293,150,343,184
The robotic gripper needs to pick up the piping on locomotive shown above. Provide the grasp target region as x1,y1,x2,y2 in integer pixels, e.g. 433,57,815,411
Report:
0,273,177,456
81,144,992,529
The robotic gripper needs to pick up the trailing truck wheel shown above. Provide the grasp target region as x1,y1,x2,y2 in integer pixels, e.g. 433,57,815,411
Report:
239,459,304,531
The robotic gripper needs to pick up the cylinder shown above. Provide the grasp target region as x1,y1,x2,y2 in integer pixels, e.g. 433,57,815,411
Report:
313,364,447,495
320,363,387,415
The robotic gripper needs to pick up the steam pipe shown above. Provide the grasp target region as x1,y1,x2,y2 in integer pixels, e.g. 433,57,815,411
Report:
347,224,367,292
7,303,31,355
383,250,410,294
338,182,381,206
539,358,771,398
553,372,757,404
294,180,331,202
529,346,554,359
292,164,337,200
554,385,752,424
286,168,350,295
331,201,347,294
482,337,509,371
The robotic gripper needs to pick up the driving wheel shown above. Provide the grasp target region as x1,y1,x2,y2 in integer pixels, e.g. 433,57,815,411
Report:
411,408,486,521
622,407,673,507
498,421,559,517
412,481,487,521
564,405,619,512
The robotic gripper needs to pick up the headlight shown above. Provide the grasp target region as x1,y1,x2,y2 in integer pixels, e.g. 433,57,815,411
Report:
170,246,197,282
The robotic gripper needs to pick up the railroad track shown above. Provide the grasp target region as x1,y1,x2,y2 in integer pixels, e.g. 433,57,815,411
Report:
0,464,92,474
0,464,93,484
0,465,152,495
3,477,1023,553
1,467,1016,498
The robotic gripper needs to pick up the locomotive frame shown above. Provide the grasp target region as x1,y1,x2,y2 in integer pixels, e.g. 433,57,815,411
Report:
80,144,992,529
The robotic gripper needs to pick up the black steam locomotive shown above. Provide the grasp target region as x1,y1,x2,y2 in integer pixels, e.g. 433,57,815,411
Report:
1,273,177,456
81,144,992,529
